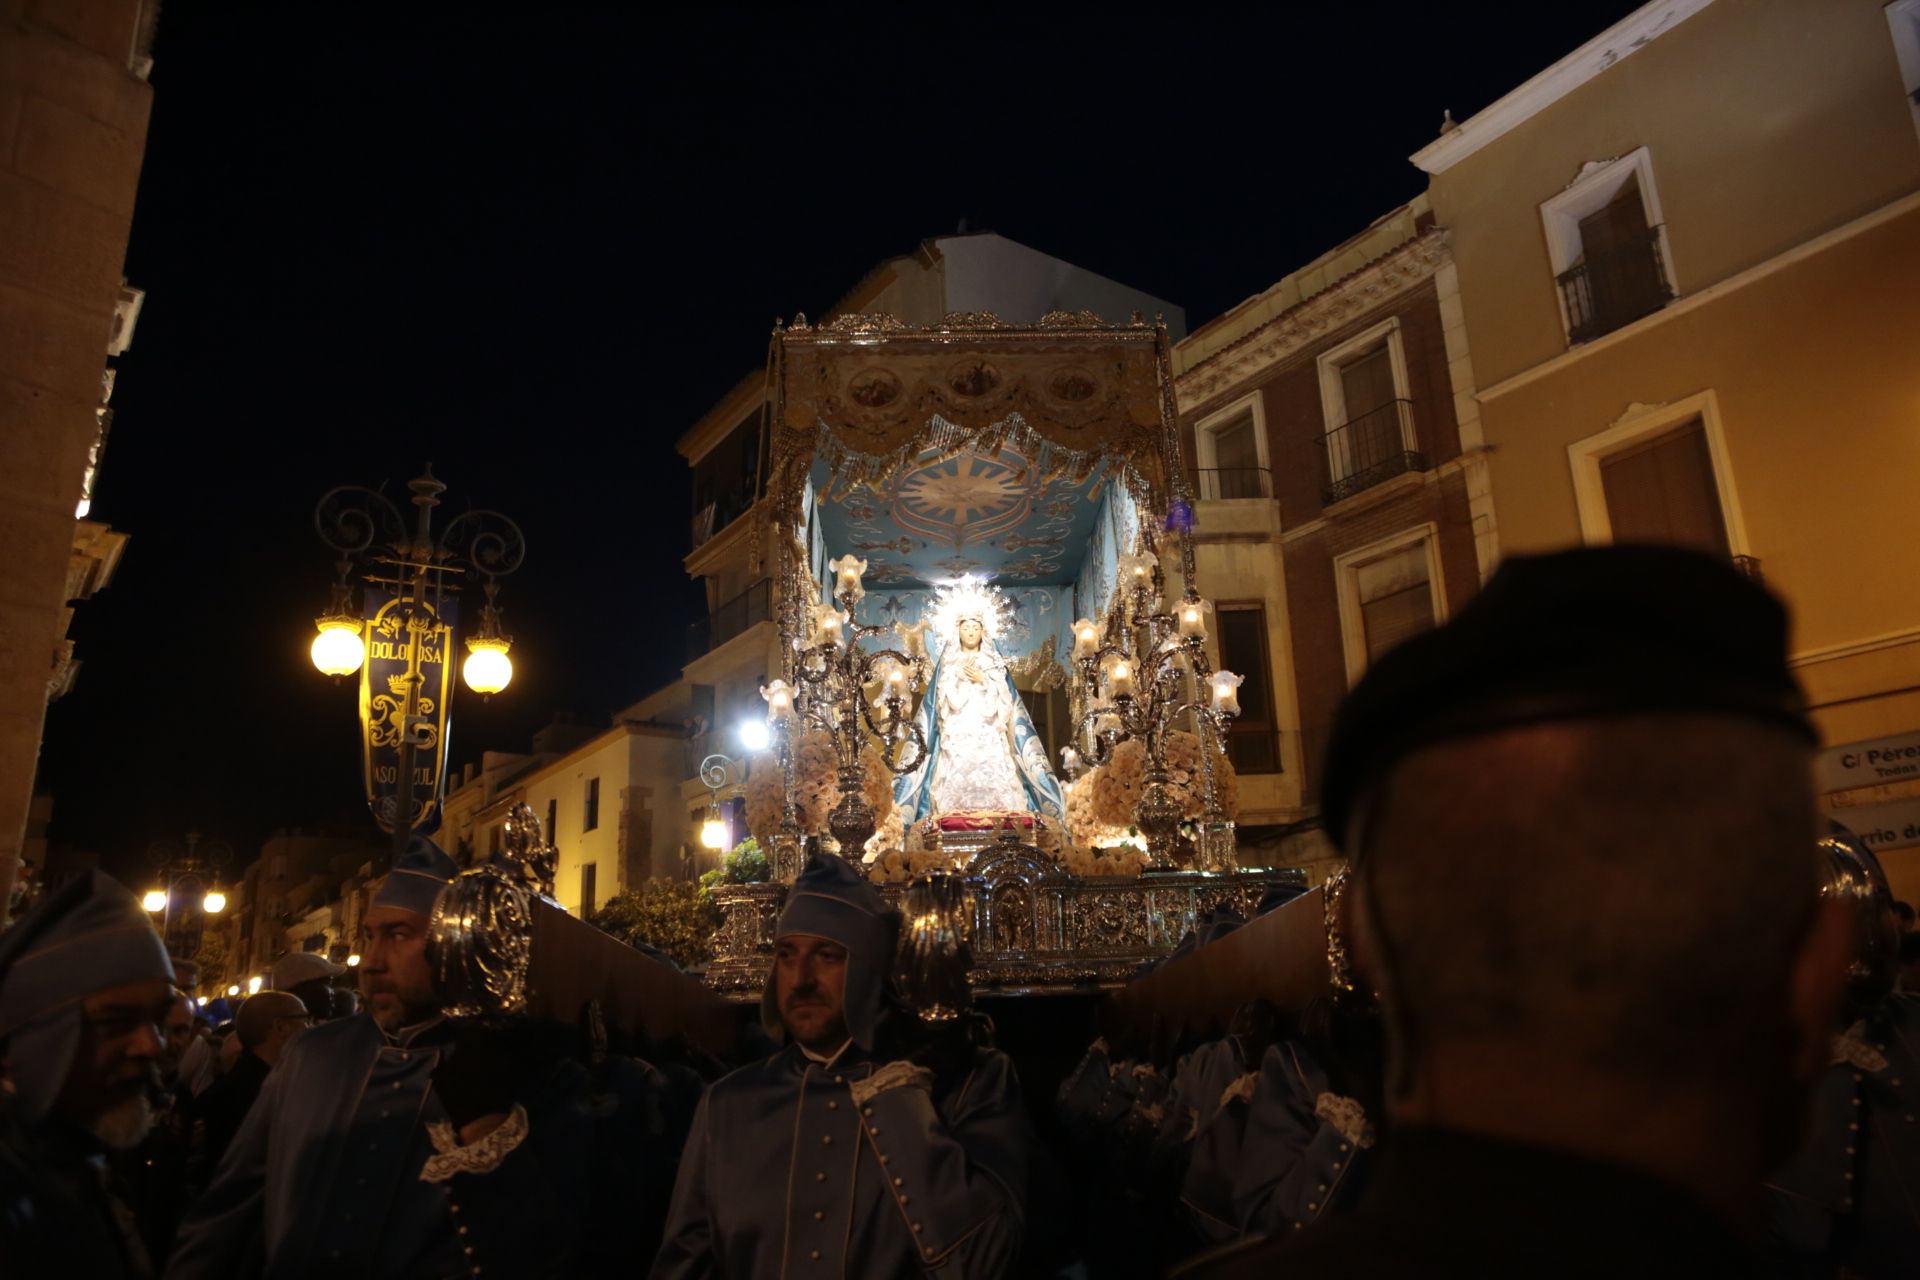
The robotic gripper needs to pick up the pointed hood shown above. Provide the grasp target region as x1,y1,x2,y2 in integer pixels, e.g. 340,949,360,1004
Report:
762,854,898,1051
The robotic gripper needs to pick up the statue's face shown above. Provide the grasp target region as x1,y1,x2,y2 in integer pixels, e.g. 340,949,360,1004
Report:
958,619,984,649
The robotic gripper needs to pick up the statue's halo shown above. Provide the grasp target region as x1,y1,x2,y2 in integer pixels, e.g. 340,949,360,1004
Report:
926,575,1011,647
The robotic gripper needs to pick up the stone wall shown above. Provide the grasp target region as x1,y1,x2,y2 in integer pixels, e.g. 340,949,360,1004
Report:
0,0,156,906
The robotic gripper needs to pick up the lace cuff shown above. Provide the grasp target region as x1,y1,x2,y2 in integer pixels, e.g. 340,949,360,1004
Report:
849,1060,934,1106
421,1104,530,1183
1831,1021,1888,1072
1313,1092,1375,1149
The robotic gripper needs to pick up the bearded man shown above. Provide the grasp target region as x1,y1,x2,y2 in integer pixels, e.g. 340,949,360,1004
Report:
0,870,178,1278
653,853,1031,1278
169,836,684,1278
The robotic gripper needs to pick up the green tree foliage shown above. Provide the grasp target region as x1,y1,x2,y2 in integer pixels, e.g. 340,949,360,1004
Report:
696,837,769,909
590,879,723,971
195,931,228,989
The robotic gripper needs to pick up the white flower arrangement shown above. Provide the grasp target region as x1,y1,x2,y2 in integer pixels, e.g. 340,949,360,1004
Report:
741,728,894,843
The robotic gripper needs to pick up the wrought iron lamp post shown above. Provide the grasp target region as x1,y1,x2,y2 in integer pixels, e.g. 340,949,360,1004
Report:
143,831,232,974
1068,541,1241,870
309,465,527,867
697,753,743,854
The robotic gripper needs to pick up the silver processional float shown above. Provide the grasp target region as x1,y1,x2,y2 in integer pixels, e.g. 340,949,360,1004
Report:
423,312,1330,1037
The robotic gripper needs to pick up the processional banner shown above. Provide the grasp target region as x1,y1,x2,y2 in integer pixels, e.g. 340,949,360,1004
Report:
358,589,456,834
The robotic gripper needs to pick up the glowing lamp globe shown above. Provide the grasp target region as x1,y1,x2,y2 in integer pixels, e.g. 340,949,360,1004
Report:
346,953,361,967
141,888,167,913
226,984,240,997
246,975,263,995
700,817,728,850
738,719,771,752
202,889,226,915
462,637,513,695
310,616,366,677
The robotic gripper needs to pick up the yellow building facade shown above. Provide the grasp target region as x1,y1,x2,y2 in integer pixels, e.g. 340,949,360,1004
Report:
1417,0,1920,897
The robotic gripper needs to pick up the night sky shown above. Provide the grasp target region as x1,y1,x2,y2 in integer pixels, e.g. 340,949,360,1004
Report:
39,3,1641,881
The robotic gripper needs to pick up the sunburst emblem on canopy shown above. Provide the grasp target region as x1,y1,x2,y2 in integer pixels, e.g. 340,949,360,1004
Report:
892,452,1031,549
925,575,1011,648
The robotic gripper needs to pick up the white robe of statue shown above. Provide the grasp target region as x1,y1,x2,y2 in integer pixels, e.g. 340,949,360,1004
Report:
929,619,1029,814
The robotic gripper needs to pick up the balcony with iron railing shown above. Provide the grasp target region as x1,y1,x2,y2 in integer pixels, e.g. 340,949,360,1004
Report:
1318,399,1427,506
1557,225,1674,344
685,578,771,662
1186,466,1273,501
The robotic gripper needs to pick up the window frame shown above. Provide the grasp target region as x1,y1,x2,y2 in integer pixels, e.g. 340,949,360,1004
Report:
1539,147,1677,345
1565,391,1751,557
1213,600,1283,776
1192,390,1270,500
582,776,600,834
1316,317,1415,483
1333,522,1448,685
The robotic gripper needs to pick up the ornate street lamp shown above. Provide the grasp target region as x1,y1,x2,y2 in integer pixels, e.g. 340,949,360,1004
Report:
143,831,232,971
310,465,527,864
697,753,743,853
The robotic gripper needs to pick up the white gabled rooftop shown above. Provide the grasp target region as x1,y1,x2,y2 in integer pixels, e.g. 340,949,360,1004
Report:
1410,0,1714,175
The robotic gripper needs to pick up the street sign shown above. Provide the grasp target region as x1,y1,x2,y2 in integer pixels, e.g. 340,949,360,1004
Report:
1816,729,1920,793
359,589,456,834
1828,795,1920,853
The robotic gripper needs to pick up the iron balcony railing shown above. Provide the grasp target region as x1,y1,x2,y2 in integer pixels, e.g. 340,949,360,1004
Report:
1318,399,1426,505
685,578,771,661
1557,225,1674,344
1186,466,1273,501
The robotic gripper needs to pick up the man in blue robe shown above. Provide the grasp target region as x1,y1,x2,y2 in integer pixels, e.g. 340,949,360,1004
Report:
0,870,179,1279
1766,827,1920,1277
168,836,681,1278
652,853,1030,1278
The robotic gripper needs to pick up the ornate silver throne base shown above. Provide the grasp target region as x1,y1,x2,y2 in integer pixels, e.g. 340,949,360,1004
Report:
703,838,1307,997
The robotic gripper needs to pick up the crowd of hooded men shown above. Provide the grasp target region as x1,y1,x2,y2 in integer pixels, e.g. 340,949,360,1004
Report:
1,546,1917,1278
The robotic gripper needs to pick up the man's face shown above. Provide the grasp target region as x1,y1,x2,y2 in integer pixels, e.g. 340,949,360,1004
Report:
290,976,334,1022
161,996,194,1077
775,934,849,1051
359,905,440,1033
54,978,171,1150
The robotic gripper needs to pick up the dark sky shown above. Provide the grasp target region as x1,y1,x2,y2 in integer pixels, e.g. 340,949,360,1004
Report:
40,3,1640,880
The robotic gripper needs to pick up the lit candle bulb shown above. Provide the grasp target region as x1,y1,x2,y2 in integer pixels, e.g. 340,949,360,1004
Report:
760,679,796,722
812,604,847,647
828,554,868,603
1117,551,1159,588
1061,746,1084,775
1072,617,1100,659
1177,597,1210,641
1210,670,1244,716
1107,660,1135,699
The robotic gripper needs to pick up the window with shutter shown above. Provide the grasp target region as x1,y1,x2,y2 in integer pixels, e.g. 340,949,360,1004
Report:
1598,419,1730,555
1354,544,1437,662
1216,606,1280,774
1336,530,1446,682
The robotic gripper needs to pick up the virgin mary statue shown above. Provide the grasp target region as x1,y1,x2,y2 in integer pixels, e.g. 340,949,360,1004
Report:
892,578,1065,824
